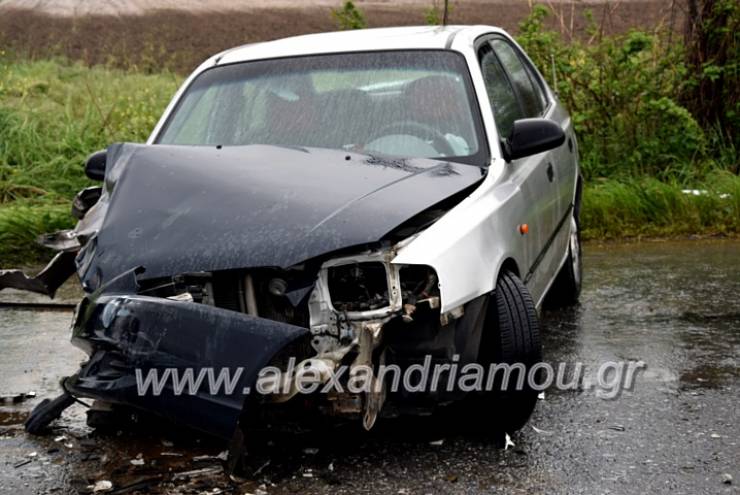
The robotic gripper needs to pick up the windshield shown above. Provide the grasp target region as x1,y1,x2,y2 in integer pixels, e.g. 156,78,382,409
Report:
156,50,487,164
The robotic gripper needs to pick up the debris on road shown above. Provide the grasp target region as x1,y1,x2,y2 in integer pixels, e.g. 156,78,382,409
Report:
722,473,733,485
608,425,626,432
531,425,552,435
172,466,222,481
1,392,36,404
192,451,228,462
252,460,270,477
13,459,32,468
90,480,113,493
429,439,445,446
504,433,515,450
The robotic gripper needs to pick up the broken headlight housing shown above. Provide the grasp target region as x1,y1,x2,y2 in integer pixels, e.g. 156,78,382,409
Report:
307,248,438,354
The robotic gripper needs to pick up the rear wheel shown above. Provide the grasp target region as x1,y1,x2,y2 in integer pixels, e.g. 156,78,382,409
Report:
544,213,582,308
475,271,542,433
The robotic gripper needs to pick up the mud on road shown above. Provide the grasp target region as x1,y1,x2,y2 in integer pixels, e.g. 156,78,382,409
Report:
1,239,739,494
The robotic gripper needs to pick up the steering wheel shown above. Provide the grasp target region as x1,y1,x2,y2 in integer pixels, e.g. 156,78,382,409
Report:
365,120,456,157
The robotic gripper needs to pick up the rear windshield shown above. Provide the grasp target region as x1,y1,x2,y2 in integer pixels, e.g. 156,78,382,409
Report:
156,50,487,165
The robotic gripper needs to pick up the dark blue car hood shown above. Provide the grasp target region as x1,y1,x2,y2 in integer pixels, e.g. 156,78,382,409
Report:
79,143,484,286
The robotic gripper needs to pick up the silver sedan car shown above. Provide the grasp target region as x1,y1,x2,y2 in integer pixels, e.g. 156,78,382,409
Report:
6,26,582,460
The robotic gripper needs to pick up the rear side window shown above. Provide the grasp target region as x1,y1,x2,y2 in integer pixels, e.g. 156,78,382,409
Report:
490,38,546,117
479,45,523,138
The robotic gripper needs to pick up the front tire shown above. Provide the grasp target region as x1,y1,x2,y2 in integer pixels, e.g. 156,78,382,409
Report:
475,271,542,433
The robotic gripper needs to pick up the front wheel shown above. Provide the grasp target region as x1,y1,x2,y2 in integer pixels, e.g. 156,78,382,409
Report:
473,271,543,433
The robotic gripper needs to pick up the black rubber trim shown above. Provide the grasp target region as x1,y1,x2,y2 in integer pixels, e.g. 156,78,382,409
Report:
524,202,573,284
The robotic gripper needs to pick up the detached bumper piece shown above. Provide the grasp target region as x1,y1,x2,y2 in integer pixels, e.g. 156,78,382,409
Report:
32,293,309,440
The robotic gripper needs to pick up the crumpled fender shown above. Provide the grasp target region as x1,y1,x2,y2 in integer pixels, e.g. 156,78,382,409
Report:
66,293,309,439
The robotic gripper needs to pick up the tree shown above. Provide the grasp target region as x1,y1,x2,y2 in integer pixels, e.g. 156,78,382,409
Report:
684,0,739,150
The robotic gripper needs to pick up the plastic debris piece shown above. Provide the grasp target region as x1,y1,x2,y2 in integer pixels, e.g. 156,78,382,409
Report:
537,391,545,400
504,433,515,450
91,480,113,493
531,425,553,435
429,439,445,446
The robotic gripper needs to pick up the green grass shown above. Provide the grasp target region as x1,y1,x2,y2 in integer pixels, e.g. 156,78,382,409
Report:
0,202,74,263
582,172,740,240
0,57,738,266
0,57,181,203
0,57,181,265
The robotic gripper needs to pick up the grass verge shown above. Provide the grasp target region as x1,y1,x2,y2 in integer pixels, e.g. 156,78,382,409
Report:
582,172,740,240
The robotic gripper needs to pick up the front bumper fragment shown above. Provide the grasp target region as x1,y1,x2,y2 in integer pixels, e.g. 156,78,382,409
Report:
66,294,309,439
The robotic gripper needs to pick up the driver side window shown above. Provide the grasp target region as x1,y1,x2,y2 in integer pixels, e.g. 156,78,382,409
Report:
479,44,523,138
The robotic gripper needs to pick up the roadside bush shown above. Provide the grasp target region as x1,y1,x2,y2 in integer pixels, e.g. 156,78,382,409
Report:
516,6,734,183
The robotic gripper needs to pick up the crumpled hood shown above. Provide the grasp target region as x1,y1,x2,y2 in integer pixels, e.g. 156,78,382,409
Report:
80,143,484,286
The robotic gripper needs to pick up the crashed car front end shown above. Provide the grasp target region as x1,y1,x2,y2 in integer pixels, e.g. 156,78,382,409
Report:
3,142,490,450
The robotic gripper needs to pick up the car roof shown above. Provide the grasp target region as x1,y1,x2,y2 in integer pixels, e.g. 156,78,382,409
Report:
215,25,503,66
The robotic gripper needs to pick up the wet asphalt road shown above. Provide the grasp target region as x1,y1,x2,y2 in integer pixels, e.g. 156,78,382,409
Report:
1,240,738,494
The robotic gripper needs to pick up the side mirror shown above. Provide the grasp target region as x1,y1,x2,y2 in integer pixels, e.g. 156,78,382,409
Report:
85,149,107,181
502,118,565,162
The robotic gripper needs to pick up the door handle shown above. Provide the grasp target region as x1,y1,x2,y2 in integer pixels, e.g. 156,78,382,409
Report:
546,162,554,182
